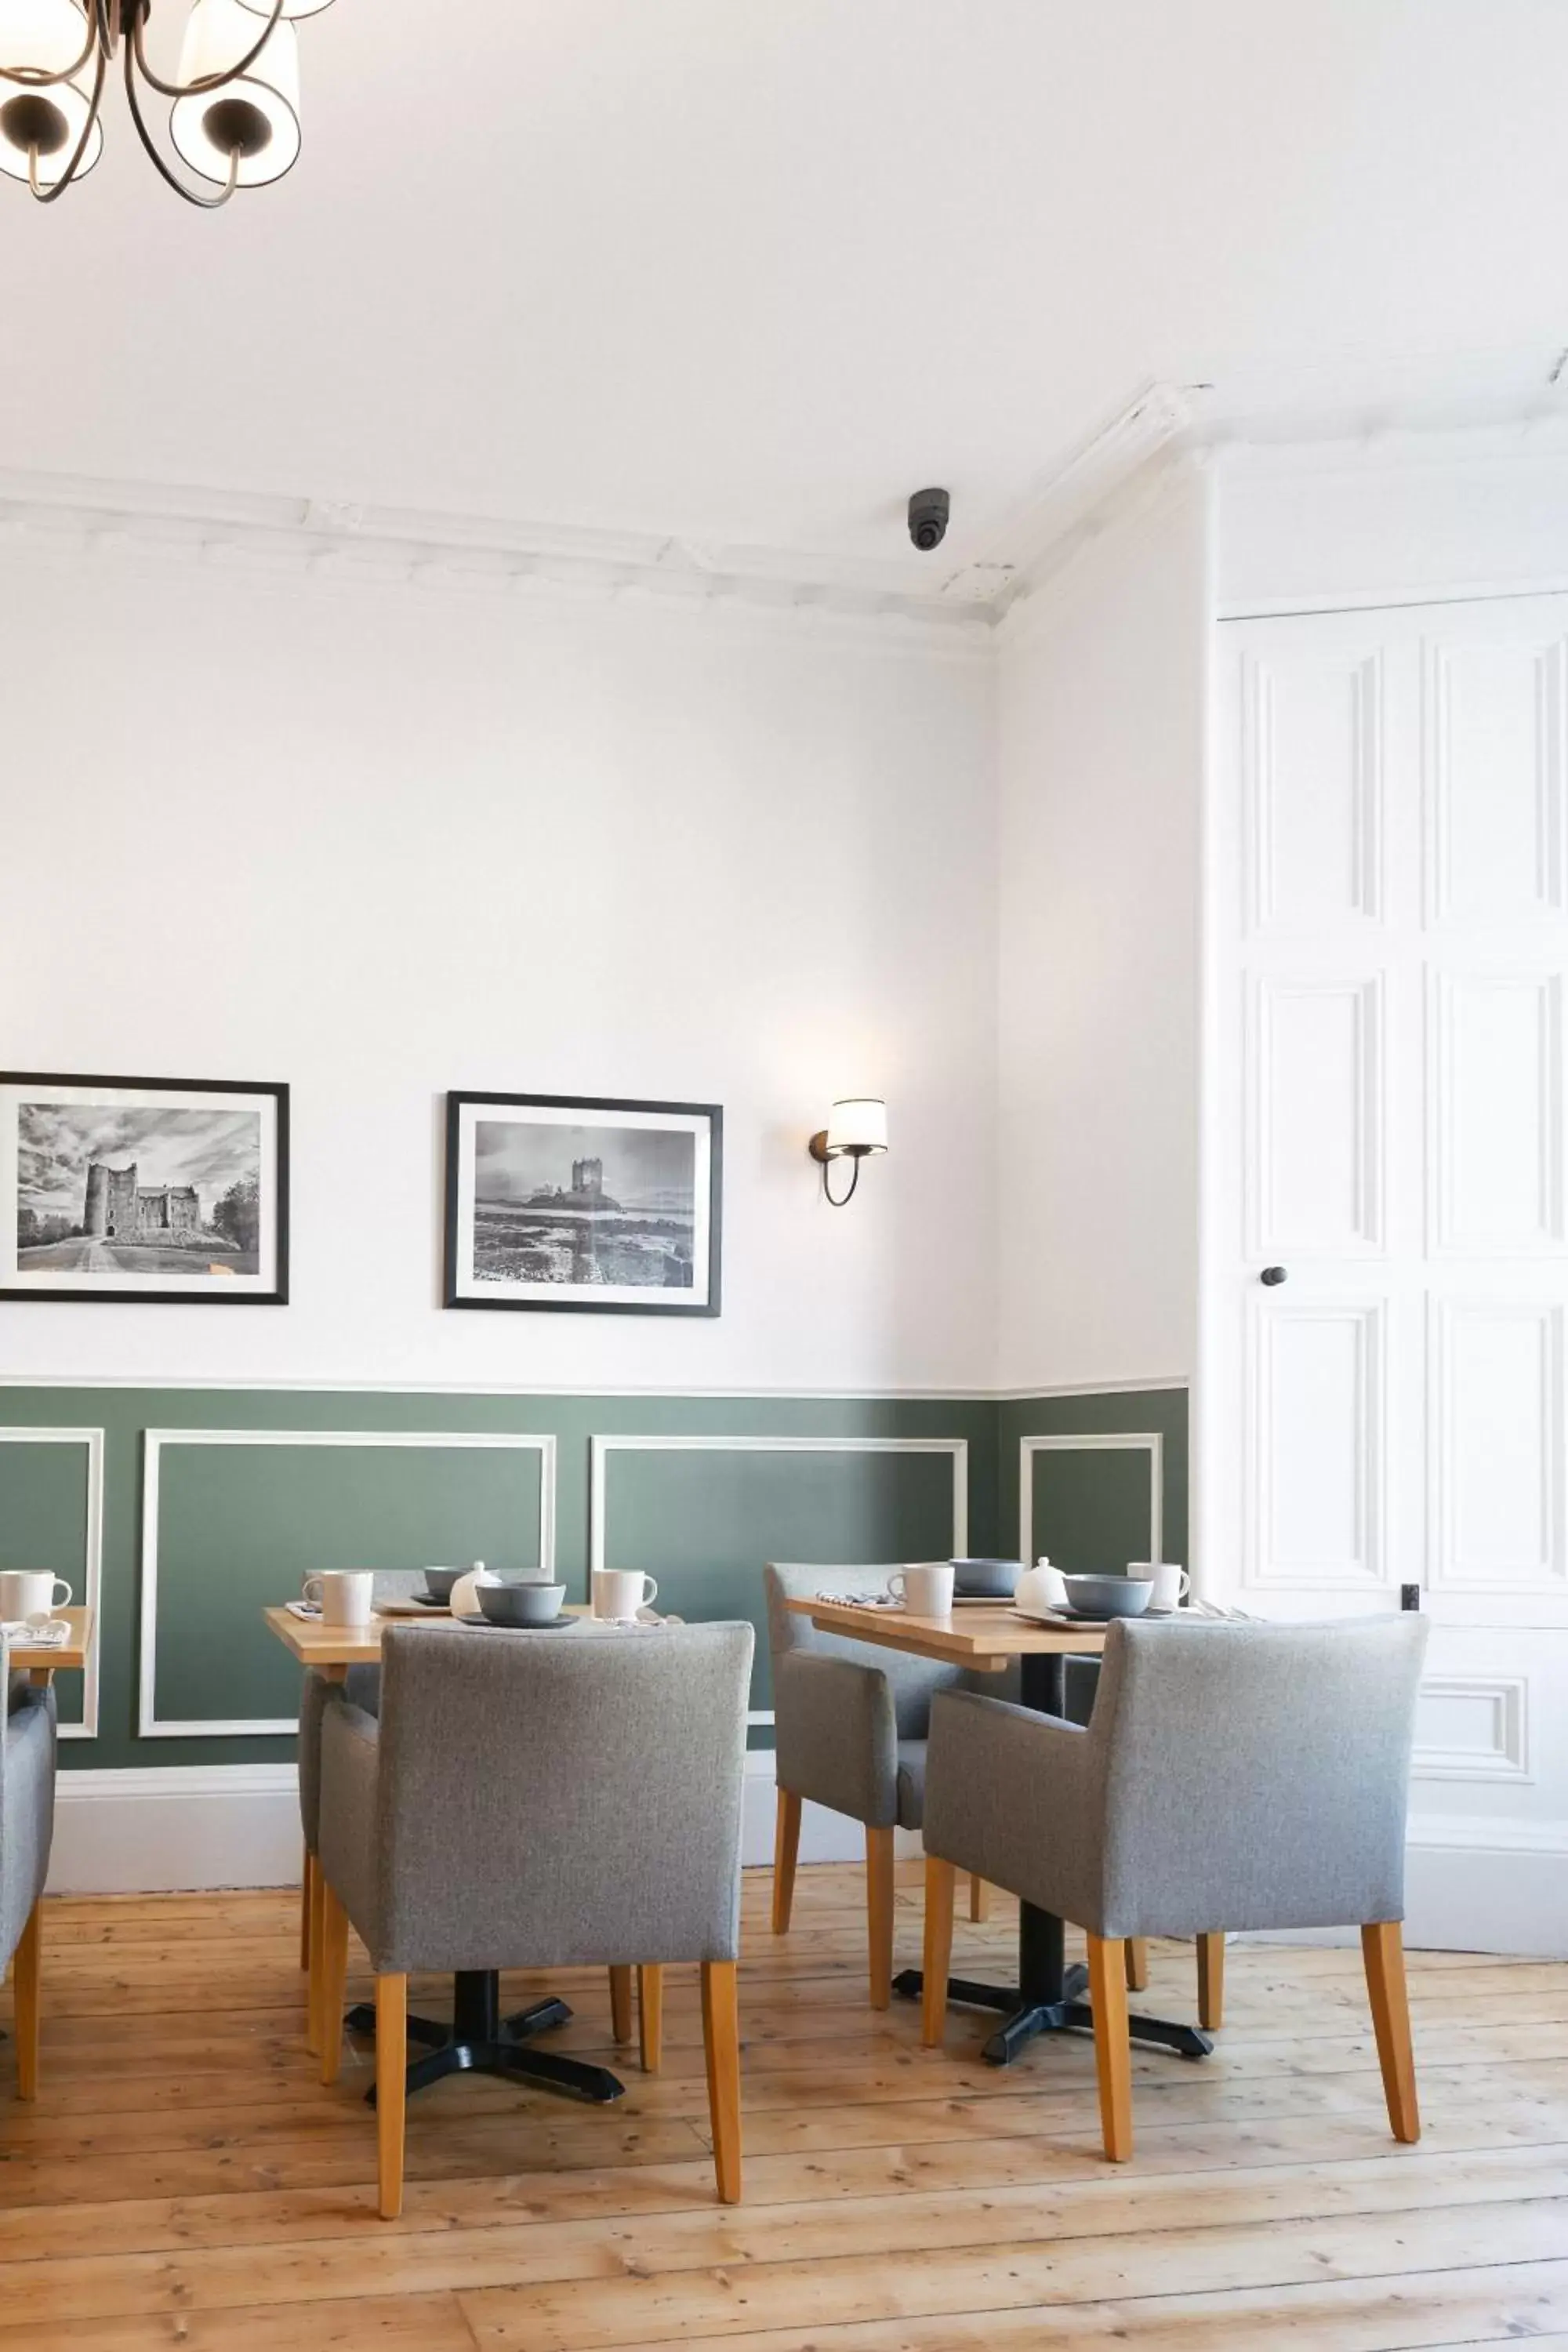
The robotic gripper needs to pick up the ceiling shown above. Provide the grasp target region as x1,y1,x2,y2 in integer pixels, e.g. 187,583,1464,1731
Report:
4,0,1567,590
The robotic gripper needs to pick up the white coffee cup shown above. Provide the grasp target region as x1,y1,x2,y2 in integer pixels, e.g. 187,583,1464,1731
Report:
593,1568,658,1623
0,1571,72,1621
887,1562,955,1617
302,1570,375,1628
1133,1562,1190,1612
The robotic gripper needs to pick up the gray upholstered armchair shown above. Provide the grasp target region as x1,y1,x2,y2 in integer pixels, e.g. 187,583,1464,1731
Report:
317,1619,753,2218
764,1563,1000,2006
296,1569,424,2051
1,1653,57,2100
920,1614,1429,2161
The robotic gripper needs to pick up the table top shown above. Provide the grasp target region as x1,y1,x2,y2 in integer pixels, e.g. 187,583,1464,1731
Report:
263,1602,592,1671
5,1606,94,1675
784,1595,1107,1672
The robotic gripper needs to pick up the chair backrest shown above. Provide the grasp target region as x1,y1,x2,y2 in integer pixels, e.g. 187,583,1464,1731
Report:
1091,1614,1429,1935
0,1640,56,1964
374,1620,753,1970
764,1563,964,1737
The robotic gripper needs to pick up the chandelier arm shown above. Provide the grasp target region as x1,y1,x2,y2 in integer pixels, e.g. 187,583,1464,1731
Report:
26,16,107,204
0,5,99,93
121,27,240,206
128,0,285,102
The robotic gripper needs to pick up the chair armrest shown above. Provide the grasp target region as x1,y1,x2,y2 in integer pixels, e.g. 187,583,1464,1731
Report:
318,1703,383,1951
773,1651,900,1828
0,1686,56,1963
924,1689,1110,1933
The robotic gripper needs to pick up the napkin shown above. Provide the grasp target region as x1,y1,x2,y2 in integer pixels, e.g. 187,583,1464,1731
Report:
1,1617,69,1646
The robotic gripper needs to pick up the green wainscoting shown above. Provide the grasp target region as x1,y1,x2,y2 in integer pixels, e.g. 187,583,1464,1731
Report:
0,1385,1184,1772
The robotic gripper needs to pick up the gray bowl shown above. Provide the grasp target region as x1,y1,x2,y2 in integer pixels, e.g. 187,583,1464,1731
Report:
950,1558,1022,1599
1059,1572,1153,1620
477,1580,567,1627
422,1566,463,1602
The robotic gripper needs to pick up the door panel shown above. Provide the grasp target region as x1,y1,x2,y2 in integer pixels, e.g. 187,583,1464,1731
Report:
1247,975,1384,1254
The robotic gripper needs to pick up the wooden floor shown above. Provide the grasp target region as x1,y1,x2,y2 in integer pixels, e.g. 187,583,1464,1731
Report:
1,1865,1566,2350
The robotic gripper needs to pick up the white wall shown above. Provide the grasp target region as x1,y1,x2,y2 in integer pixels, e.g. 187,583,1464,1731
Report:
1217,426,1568,613
993,464,1210,1393
0,543,997,1393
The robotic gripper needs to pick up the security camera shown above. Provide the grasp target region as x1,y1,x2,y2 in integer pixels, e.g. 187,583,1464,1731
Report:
907,487,949,552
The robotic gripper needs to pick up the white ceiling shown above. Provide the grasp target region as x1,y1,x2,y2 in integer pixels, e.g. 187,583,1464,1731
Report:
4,0,1567,584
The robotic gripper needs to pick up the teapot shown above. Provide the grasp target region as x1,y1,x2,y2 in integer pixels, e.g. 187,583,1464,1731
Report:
447,1561,499,1621
1013,1557,1069,1619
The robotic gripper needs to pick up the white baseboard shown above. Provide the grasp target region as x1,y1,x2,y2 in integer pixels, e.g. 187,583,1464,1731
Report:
50,1755,866,1896
56,1773,1562,1957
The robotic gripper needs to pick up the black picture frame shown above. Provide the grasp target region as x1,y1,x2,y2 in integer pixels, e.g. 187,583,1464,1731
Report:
443,1090,722,1317
0,1071,290,1307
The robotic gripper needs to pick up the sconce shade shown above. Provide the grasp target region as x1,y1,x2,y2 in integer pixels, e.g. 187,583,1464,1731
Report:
170,0,300,186
826,1098,887,1157
0,0,102,183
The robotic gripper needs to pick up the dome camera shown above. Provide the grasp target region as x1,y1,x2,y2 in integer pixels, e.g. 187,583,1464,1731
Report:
907,487,949,553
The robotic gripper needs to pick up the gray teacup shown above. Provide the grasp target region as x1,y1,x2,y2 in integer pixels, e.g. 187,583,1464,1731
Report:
423,1567,463,1603
477,1579,567,1627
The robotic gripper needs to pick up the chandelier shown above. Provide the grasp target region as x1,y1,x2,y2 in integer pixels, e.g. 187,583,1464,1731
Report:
0,0,332,206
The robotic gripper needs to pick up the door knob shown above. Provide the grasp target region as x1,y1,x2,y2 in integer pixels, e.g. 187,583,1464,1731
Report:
1260,1265,1288,1286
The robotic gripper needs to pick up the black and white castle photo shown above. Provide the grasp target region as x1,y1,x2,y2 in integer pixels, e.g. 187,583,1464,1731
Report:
0,1075,289,1305
445,1092,721,1316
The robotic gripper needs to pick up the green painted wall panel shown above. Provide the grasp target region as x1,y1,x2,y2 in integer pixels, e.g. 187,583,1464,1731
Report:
0,1385,1178,1773
151,1439,545,1727
601,1444,962,1715
0,1439,89,1730
998,1389,1189,1570
1026,1445,1153,1575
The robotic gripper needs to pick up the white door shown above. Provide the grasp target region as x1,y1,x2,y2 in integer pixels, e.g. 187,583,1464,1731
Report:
1203,595,1568,1955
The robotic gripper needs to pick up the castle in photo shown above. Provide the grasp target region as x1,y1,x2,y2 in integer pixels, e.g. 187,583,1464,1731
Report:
83,1161,204,1247
523,1155,623,1212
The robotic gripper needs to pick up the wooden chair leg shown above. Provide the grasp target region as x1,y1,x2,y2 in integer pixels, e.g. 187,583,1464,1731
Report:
1197,1932,1225,2030
1124,1936,1149,1993
608,1964,633,2043
700,1959,742,2204
318,1878,350,2087
967,1874,989,1924
13,1899,41,2102
637,1964,663,2074
1362,1921,1420,2143
865,1824,895,2010
922,1855,956,2046
299,1846,314,1972
771,1788,802,1933
307,1846,327,2055
1086,1933,1134,2161
376,1973,408,2221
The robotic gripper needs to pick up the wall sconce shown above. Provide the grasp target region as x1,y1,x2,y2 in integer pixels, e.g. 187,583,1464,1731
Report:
808,1098,888,1207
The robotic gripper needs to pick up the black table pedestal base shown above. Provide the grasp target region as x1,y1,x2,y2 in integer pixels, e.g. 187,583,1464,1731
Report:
891,1960,1212,2064
343,1969,626,2108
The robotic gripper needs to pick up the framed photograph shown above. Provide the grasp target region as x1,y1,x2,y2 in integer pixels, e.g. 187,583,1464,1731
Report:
0,1073,289,1306
445,1091,721,1316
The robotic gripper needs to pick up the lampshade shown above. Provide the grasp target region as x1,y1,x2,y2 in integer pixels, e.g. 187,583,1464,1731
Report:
0,0,102,183
169,0,299,187
826,1098,888,1156
234,0,333,16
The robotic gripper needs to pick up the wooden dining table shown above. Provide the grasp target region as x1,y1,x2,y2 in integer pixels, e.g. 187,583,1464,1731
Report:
785,1596,1213,2068
263,1602,625,2111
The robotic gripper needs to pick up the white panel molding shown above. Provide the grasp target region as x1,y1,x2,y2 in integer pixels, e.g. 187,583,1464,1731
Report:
1413,1675,1531,1784
1428,1301,1566,1595
46,1751,855,1893
139,1428,557,1739
1018,1432,1164,1565
1245,973,1386,1257
1244,1299,1389,1588
1427,971,1566,1256
1423,636,1568,925
590,1433,970,1727
1242,650,1383,932
0,1427,103,1742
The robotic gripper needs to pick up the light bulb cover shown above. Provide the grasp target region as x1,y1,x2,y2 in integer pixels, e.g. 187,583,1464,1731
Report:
0,0,100,182
824,1098,888,1157
233,0,333,17
169,0,299,186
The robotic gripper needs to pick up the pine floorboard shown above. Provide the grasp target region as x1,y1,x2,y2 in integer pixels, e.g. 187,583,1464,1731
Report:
0,1865,1562,2349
